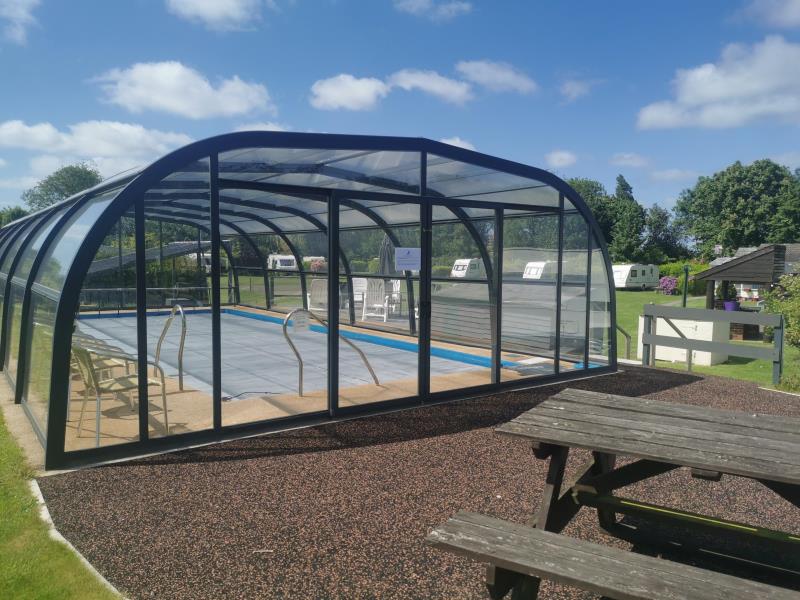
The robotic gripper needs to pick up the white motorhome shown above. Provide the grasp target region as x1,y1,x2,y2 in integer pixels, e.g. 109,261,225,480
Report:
522,261,558,280
451,258,486,278
612,264,660,289
268,254,298,271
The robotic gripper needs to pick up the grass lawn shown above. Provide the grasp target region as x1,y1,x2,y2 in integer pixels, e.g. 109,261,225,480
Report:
0,410,118,599
615,289,798,389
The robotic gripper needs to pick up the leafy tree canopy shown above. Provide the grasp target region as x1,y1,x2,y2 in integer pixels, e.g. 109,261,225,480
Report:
0,205,28,227
21,163,102,211
675,159,799,259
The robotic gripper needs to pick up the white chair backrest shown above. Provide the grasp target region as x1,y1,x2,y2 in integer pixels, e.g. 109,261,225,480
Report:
352,277,368,297
364,278,387,306
309,278,327,307
391,279,402,294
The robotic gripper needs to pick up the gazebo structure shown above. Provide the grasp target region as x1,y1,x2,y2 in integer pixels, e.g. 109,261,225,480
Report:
0,132,616,469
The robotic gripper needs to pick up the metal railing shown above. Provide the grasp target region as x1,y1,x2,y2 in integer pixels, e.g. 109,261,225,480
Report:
154,304,187,390
282,308,379,396
616,324,631,359
641,304,784,384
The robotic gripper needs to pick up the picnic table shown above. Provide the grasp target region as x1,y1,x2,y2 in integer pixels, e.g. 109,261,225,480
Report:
428,388,800,599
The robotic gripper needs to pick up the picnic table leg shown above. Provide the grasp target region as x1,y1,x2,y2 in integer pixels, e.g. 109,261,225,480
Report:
486,444,570,600
591,451,617,531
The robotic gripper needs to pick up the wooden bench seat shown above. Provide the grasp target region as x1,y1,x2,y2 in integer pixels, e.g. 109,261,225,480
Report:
426,512,799,599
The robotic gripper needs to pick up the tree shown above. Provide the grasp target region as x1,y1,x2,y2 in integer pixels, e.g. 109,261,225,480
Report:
608,175,645,262
640,204,686,262
675,159,798,259
21,163,102,211
567,177,615,245
0,205,28,227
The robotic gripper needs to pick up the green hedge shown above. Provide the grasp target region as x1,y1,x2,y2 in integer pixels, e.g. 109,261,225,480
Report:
659,261,709,296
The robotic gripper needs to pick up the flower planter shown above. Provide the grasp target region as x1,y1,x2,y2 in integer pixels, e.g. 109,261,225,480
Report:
723,300,740,311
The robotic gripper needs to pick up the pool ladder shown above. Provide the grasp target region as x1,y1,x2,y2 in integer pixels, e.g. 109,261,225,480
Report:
154,303,187,390
283,308,379,396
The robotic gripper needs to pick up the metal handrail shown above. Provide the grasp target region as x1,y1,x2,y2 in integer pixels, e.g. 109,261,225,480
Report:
283,308,379,396
154,303,187,390
616,324,631,359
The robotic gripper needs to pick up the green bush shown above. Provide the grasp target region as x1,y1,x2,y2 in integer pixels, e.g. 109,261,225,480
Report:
349,259,369,273
432,265,452,277
659,261,709,296
367,258,380,273
764,274,800,390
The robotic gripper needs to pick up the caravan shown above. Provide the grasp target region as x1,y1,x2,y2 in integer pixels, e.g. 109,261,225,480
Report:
451,258,486,278
612,264,660,289
522,261,558,281
267,254,298,271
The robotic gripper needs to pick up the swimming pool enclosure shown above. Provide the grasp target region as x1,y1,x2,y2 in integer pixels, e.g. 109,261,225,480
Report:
0,133,616,469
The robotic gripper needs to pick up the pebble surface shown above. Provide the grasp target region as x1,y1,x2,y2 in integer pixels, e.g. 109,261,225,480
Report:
37,367,800,599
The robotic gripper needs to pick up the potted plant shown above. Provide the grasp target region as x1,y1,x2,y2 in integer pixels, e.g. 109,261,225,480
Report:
717,281,739,311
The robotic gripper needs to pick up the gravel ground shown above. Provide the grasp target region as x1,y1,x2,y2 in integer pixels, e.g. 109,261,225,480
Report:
37,367,800,599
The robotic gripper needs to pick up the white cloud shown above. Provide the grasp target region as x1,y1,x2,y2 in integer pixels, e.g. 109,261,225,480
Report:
165,0,265,30
545,150,577,169
772,151,800,169
389,69,473,104
610,152,648,168
95,61,274,119
0,158,6,168
741,0,800,28
310,74,390,110
559,78,601,103
234,121,289,132
393,0,471,21
455,60,536,94
0,120,192,178
0,0,39,44
651,168,699,182
638,36,800,129
439,136,475,150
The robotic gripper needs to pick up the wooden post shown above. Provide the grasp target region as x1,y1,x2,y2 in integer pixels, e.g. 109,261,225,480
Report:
773,317,784,386
705,280,714,309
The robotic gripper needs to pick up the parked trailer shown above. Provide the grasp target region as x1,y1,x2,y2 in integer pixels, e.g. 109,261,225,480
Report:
451,258,486,278
522,261,558,281
612,264,660,290
268,254,298,271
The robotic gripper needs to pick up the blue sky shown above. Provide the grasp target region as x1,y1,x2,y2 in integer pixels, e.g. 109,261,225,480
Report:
1,0,799,209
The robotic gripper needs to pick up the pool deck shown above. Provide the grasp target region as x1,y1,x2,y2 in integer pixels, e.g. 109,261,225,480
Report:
63,305,587,451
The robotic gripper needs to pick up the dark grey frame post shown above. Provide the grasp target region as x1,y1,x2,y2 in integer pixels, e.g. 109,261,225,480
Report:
135,201,149,442
418,152,431,400
492,208,503,384
584,226,593,369
210,154,222,430
554,195,565,375
327,192,339,416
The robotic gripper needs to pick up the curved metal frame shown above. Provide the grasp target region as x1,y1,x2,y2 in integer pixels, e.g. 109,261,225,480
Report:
0,132,616,469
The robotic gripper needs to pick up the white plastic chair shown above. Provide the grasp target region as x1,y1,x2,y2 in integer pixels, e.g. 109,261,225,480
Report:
362,279,391,322
306,278,328,312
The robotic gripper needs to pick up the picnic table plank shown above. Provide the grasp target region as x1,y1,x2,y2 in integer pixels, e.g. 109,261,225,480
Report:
427,512,799,600
498,419,800,486
522,406,800,467
554,389,800,435
538,398,800,446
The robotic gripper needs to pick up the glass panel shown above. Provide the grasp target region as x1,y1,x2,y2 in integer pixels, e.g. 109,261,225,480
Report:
589,233,611,366
338,200,420,406
4,209,71,385
218,147,420,195
430,205,494,393
142,162,214,438
33,190,119,291
559,208,589,367
427,154,560,207
66,208,140,450
22,293,56,433
222,211,328,426
501,210,559,381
